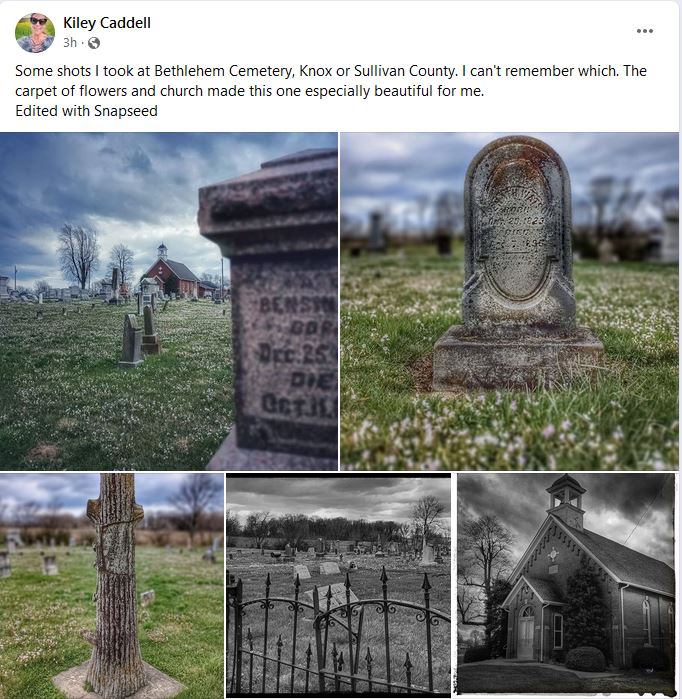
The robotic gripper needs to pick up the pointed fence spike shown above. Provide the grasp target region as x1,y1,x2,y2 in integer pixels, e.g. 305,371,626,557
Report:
421,572,431,591
338,650,344,671
365,646,373,663
306,642,313,659
295,573,300,589
266,572,271,588
345,571,351,589
277,634,283,649
380,565,388,583
326,585,333,600
404,651,413,670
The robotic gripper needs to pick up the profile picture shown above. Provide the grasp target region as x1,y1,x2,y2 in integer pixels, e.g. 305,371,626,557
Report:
15,12,55,53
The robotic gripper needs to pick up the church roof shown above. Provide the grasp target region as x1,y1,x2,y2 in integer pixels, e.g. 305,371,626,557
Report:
547,474,586,494
562,521,675,596
164,259,200,283
501,574,565,609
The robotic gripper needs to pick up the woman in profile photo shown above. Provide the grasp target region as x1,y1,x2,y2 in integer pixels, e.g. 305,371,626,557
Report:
17,13,54,53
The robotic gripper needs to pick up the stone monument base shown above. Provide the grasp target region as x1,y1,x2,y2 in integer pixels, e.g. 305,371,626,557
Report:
53,661,185,699
118,359,143,369
206,430,337,471
141,335,161,354
433,325,604,390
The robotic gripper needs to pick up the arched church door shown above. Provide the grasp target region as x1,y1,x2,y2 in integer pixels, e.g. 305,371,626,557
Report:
518,606,534,660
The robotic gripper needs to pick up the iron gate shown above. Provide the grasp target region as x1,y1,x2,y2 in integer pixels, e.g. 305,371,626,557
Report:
227,566,450,695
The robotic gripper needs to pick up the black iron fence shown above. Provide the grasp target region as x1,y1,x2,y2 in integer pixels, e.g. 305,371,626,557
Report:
227,566,450,695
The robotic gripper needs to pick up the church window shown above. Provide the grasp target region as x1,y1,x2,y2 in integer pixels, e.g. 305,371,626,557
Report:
642,598,651,645
553,614,563,649
668,604,674,638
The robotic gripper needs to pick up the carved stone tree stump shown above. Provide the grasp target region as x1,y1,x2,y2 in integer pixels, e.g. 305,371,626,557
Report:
86,474,146,699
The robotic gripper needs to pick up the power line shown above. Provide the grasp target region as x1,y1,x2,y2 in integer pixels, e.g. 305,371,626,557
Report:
623,475,671,546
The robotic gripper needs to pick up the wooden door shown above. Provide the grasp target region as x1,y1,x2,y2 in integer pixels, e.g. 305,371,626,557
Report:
518,608,534,660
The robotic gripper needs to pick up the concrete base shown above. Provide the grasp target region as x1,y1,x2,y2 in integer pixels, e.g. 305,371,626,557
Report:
53,661,185,699
117,360,143,369
206,430,338,471
433,325,604,390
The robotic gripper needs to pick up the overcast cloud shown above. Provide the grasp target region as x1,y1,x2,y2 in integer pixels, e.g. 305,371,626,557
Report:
340,132,678,230
0,472,224,516
458,473,675,568
0,132,336,289
226,475,451,530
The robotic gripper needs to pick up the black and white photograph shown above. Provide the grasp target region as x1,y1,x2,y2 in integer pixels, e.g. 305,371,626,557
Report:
457,472,675,695
225,475,452,695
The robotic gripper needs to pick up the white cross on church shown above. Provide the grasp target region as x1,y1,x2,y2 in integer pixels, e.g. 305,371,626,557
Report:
548,547,558,561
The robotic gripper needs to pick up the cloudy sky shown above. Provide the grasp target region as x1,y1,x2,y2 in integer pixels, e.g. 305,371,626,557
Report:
0,132,336,289
458,473,675,568
340,132,678,231
226,475,451,529
0,473,224,516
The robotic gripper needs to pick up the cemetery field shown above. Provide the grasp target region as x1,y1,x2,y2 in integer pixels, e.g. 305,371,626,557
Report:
0,546,224,699
227,549,451,694
0,300,233,470
341,245,678,470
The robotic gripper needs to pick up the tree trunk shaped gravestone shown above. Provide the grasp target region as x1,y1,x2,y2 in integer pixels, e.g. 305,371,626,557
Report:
86,474,146,698
52,474,185,699
433,135,603,390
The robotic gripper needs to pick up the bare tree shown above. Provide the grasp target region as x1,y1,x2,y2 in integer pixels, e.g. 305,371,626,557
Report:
457,515,514,646
589,176,643,242
33,279,50,295
106,244,135,290
169,474,222,546
42,497,64,530
276,514,308,549
57,224,100,289
14,500,41,526
225,510,241,547
412,495,445,543
244,512,271,549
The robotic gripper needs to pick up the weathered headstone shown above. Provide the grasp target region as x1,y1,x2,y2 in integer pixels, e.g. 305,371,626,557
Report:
293,564,311,580
199,149,338,471
212,536,222,552
150,293,157,312
141,590,156,607
420,544,435,566
319,561,340,575
42,554,59,575
0,276,9,300
433,135,604,389
53,473,185,699
303,582,358,610
368,211,386,252
7,539,16,554
110,267,121,305
141,306,161,354
118,314,144,369
202,548,216,563
137,291,143,315
307,547,315,556
38,292,43,304
0,550,10,578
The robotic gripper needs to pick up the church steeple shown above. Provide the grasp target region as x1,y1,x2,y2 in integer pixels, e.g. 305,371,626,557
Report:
158,242,168,261
546,474,586,531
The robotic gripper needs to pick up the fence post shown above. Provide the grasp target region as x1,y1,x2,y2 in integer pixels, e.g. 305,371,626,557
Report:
261,572,272,694
381,566,392,692
235,578,244,694
344,573,357,693
422,573,434,692
313,586,327,694
290,573,301,693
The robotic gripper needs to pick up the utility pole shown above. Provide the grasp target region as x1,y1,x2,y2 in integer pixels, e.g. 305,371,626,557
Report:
221,257,224,301
14,265,17,291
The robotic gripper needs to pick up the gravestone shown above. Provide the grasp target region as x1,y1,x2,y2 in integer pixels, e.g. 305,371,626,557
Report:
202,548,216,563
118,314,144,369
368,211,386,252
433,136,604,389
319,561,340,575
307,547,315,556
212,536,222,552
284,543,293,558
294,564,311,580
141,306,161,354
109,267,121,305
151,293,157,313
303,582,359,611
42,554,59,575
420,544,435,566
199,148,338,471
140,590,156,607
0,276,8,300
53,473,185,699
0,550,10,578
38,292,43,304
7,540,16,554
137,291,143,315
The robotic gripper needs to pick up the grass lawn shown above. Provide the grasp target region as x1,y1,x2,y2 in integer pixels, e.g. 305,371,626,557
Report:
227,549,451,694
341,245,678,470
456,663,675,695
0,546,224,699
0,300,233,470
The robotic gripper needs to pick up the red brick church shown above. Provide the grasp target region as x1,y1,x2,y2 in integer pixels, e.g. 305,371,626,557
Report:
140,243,200,297
502,475,674,668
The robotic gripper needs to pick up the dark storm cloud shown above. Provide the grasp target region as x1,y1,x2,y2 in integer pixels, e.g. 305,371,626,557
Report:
340,132,678,229
0,472,223,516
457,473,675,568
226,475,451,527
0,132,337,287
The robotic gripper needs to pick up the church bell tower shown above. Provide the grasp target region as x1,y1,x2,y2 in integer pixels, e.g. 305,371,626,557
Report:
158,242,168,261
546,474,586,531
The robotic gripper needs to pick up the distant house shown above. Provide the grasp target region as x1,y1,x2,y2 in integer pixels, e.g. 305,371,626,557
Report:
502,475,675,668
198,280,219,299
140,243,200,297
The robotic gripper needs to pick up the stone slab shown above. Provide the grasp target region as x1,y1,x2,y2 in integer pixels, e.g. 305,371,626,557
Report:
302,582,358,611
205,430,337,471
319,561,340,575
433,325,604,390
52,661,185,698
294,564,311,580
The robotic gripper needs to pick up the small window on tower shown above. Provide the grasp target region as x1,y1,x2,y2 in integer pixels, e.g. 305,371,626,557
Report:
554,614,563,649
643,598,651,645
